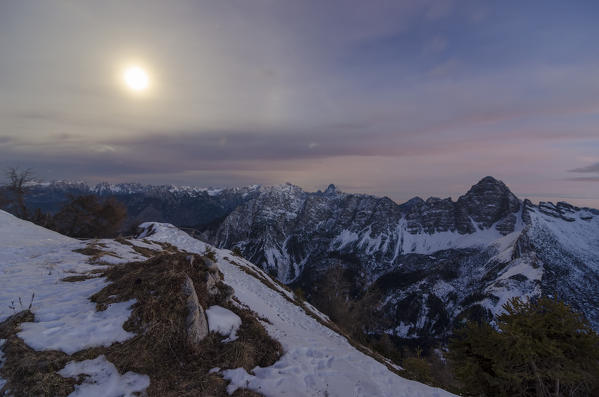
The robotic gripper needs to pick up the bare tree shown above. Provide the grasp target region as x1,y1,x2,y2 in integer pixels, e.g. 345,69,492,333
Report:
5,167,34,219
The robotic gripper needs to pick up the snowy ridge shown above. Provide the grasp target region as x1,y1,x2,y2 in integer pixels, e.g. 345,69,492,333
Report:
139,222,455,397
0,211,453,396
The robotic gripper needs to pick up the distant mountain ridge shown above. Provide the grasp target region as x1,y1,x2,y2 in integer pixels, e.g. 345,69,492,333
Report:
20,181,262,229
14,177,599,340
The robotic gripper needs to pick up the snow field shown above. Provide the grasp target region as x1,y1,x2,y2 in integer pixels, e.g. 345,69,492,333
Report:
0,211,149,395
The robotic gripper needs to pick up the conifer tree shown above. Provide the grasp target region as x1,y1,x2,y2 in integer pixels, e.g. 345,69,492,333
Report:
449,296,599,396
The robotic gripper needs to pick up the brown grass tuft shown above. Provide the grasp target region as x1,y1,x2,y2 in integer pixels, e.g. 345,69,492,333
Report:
90,252,282,396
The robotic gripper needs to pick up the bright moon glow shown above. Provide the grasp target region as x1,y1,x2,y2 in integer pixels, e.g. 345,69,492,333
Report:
123,66,149,91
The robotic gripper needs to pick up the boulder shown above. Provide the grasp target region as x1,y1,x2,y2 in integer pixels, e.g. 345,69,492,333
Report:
181,274,209,349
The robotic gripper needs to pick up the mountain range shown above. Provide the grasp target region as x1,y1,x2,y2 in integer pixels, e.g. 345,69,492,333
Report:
16,177,599,341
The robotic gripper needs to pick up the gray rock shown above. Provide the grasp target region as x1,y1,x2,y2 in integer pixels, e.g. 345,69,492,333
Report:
182,274,208,349
204,257,220,274
206,272,221,295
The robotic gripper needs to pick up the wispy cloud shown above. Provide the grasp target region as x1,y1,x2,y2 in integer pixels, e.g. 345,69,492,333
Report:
0,0,598,206
569,163,599,173
567,177,599,182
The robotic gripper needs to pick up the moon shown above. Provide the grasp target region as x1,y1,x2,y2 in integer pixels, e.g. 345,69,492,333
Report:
123,66,149,91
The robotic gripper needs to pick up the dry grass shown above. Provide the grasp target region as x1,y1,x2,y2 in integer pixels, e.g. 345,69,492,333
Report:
60,274,97,282
0,251,282,397
90,252,282,396
72,246,104,257
114,237,159,258
72,243,120,264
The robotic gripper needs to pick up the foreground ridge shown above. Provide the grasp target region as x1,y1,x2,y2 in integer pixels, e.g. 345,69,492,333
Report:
0,210,454,396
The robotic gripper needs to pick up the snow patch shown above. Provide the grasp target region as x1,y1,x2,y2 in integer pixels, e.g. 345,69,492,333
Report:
58,355,150,397
396,217,517,255
498,259,542,282
332,229,359,250
206,305,242,342
490,229,522,263
0,211,138,354
19,299,136,354
431,280,455,298
138,222,207,252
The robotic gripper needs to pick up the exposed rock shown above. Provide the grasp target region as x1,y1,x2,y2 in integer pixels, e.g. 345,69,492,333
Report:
181,274,208,349
220,284,235,302
522,199,535,224
323,184,336,195
204,258,220,274
455,176,521,234
206,272,220,295
495,213,517,235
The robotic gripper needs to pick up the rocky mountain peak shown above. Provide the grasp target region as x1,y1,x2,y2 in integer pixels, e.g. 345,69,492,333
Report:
463,176,511,197
324,184,337,195
398,196,424,212
456,176,521,233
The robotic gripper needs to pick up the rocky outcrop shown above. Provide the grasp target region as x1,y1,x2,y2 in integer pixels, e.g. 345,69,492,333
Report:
182,274,209,349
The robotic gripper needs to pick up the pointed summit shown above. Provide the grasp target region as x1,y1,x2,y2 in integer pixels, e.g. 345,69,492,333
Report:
462,176,514,199
324,184,337,195
473,175,505,188
457,176,521,234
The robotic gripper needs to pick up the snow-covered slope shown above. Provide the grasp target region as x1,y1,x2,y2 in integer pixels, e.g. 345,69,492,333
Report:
139,221,454,397
0,210,454,396
0,211,143,353
0,210,152,395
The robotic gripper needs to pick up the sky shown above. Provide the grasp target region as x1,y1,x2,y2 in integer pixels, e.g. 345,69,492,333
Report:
1,0,599,207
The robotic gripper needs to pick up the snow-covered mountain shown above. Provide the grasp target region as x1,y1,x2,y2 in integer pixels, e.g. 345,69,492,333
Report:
0,210,453,396
201,177,599,339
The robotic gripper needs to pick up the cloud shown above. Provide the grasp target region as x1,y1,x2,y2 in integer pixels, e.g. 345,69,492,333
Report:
1,0,599,206
567,162,599,182
569,162,599,173
567,177,599,182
